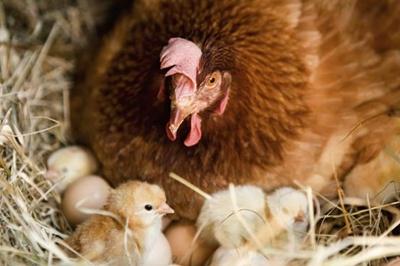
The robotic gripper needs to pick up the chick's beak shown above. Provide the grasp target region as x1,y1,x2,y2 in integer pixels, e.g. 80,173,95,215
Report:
294,211,305,223
44,169,60,180
157,202,175,215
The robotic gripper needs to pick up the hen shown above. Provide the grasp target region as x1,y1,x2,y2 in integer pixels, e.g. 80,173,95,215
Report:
71,0,400,220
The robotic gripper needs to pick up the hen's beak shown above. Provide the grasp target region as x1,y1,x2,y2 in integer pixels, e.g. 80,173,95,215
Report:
166,107,190,141
165,70,198,141
157,202,174,215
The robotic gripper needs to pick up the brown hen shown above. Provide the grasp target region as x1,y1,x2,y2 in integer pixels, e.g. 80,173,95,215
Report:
71,0,400,220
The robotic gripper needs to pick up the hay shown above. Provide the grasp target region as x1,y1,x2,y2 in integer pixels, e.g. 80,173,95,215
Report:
0,0,91,264
1,1,400,265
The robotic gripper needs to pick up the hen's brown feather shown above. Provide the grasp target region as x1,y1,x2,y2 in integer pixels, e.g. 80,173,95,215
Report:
71,0,400,220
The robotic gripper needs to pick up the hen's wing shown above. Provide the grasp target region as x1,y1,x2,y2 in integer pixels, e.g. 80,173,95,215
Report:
269,0,400,195
298,1,400,194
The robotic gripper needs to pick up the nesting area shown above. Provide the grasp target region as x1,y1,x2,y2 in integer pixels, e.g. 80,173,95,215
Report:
1,1,400,265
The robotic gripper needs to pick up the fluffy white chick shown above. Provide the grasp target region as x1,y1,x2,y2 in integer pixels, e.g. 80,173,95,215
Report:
197,185,267,248
267,187,309,238
45,146,98,192
255,187,309,250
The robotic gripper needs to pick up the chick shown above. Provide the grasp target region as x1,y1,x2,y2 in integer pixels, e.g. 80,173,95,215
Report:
45,146,98,193
143,232,172,266
197,186,309,248
263,187,309,243
210,246,271,266
197,185,267,248
198,186,309,266
65,180,174,265
246,188,309,266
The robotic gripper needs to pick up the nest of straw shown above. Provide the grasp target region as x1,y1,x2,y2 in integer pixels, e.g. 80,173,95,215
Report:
316,197,400,266
0,0,91,264
1,1,400,265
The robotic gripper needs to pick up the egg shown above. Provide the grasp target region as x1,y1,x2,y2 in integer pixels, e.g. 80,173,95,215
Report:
165,223,216,266
142,233,172,265
210,247,271,266
386,258,400,266
46,146,98,193
62,175,110,225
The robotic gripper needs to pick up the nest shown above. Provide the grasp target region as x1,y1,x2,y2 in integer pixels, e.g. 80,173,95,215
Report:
316,197,400,266
1,1,400,265
0,0,88,264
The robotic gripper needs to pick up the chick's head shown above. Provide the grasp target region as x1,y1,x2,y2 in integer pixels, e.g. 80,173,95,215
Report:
107,181,174,228
197,185,267,248
267,187,309,234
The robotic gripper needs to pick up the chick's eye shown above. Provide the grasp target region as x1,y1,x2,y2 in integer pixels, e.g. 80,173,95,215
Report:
144,204,153,211
205,72,221,88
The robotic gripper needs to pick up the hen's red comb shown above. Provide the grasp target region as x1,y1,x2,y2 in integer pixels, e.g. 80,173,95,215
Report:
160,38,202,99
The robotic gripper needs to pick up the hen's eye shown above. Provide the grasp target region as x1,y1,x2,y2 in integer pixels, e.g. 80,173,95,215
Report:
144,204,153,211
205,72,221,88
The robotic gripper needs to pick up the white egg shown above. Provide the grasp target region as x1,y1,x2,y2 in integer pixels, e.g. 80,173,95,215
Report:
46,146,98,192
142,233,172,266
62,175,110,225
210,246,271,266
386,258,400,266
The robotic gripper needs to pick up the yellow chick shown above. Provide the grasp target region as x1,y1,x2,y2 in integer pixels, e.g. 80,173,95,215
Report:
65,180,174,265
